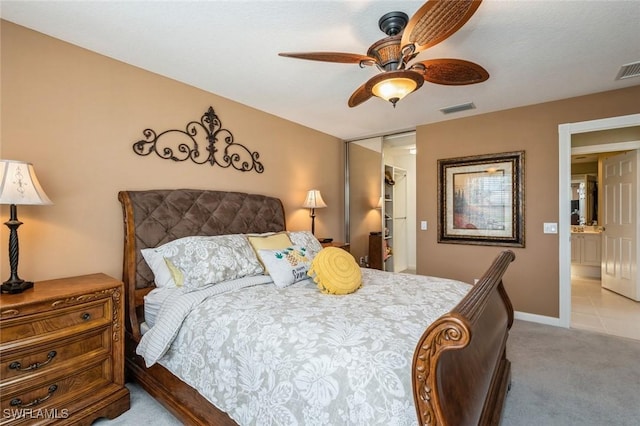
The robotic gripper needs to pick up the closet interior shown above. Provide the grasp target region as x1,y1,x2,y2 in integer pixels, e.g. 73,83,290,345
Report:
346,132,416,273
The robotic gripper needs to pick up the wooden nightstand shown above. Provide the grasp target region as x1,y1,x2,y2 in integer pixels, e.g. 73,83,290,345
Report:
321,241,350,252
0,274,130,425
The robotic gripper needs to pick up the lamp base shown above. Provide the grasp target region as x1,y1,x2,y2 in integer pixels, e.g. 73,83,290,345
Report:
1,278,34,294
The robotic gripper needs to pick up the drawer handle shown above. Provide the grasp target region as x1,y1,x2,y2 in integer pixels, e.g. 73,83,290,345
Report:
81,312,91,321
9,350,57,372
10,384,58,408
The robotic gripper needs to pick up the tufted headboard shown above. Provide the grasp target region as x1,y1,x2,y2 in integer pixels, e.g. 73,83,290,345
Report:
118,189,286,338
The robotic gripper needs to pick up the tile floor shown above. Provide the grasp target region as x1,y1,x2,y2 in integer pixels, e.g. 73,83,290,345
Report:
571,276,640,340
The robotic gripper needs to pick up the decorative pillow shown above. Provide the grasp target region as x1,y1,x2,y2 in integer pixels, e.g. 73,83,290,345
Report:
164,258,184,288
288,231,324,259
141,248,179,288
258,245,312,288
308,247,362,295
247,232,293,272
143,235,264,291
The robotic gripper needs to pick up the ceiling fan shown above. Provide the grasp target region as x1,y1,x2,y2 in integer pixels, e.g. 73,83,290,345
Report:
279,0,489,108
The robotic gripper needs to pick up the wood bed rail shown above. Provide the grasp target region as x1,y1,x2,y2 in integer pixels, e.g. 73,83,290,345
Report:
412,250,515,426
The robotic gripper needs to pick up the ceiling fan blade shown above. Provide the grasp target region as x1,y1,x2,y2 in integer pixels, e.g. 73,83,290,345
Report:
401,0,482,55
348,83,374,108
412,58,489,85
279,52,373,64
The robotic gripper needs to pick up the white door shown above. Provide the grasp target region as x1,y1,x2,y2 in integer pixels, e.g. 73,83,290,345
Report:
601,150,639,301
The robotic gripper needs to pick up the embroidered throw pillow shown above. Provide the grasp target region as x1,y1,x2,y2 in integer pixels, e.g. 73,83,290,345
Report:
247,232,293,272
258,245,312,288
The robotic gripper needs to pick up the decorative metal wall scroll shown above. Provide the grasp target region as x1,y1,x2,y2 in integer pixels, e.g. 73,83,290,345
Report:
133,106,264,173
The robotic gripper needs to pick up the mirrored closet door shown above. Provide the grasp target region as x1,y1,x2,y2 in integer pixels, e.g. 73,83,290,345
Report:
346,137,382,268
346,132,416,273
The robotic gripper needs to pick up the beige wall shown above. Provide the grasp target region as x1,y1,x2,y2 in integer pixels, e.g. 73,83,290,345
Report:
416,85,640,317
0,21,344,282
571,162,598,175
3,20,640,319
573,126,640,147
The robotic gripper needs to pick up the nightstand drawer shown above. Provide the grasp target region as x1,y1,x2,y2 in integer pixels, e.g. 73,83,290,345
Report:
1,327,111,385
0,359,111,424
0,299,110,345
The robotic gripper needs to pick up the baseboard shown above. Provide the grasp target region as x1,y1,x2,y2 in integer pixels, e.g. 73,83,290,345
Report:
514,311,565,327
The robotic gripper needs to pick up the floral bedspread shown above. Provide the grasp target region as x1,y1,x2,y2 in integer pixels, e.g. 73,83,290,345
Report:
141,268,471,425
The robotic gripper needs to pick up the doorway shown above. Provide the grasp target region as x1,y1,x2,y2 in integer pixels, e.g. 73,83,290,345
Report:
558,113,640,338
569,149,640,340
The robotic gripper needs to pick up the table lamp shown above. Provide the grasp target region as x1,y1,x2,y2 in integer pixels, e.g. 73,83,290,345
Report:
0,160,53,294
302,189,326,235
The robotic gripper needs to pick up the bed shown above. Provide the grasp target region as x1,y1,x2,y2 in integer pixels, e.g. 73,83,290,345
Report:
118,188,515,425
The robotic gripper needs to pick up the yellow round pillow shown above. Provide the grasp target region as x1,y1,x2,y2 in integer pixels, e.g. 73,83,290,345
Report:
308,247,362,295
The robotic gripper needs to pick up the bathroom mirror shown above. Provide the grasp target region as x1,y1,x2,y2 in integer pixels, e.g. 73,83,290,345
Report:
570,174,597,225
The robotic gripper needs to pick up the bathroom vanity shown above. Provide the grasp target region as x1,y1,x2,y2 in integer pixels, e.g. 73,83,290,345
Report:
571,226,602,278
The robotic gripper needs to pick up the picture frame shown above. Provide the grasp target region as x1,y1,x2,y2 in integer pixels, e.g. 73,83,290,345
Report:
438,151,525,247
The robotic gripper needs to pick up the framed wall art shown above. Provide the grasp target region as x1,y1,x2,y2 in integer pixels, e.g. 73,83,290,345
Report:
438,151,525,247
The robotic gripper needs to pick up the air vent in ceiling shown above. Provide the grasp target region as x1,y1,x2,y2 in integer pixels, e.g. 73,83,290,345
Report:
615,61,640,80
440,102,476,115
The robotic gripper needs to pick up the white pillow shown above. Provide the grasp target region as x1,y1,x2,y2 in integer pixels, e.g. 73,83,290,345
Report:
288,231,324,260
141,248,178,288
258,245,312,288
142,235,264,290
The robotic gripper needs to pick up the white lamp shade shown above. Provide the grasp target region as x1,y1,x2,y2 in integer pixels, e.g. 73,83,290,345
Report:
302,189,327,209
0,160,53,205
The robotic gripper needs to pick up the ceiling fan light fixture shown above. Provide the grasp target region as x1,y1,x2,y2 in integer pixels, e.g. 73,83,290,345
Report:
278,2,487,109
369,71,424,107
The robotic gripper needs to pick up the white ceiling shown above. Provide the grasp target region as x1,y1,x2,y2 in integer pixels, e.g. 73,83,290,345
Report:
2,0,639,141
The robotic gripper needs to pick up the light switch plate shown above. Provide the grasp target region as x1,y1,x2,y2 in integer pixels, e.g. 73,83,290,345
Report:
421,220,428,230
543,222,558,234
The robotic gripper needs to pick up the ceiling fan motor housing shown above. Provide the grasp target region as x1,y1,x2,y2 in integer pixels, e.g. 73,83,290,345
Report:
378,11,409,36
367,36,403,71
